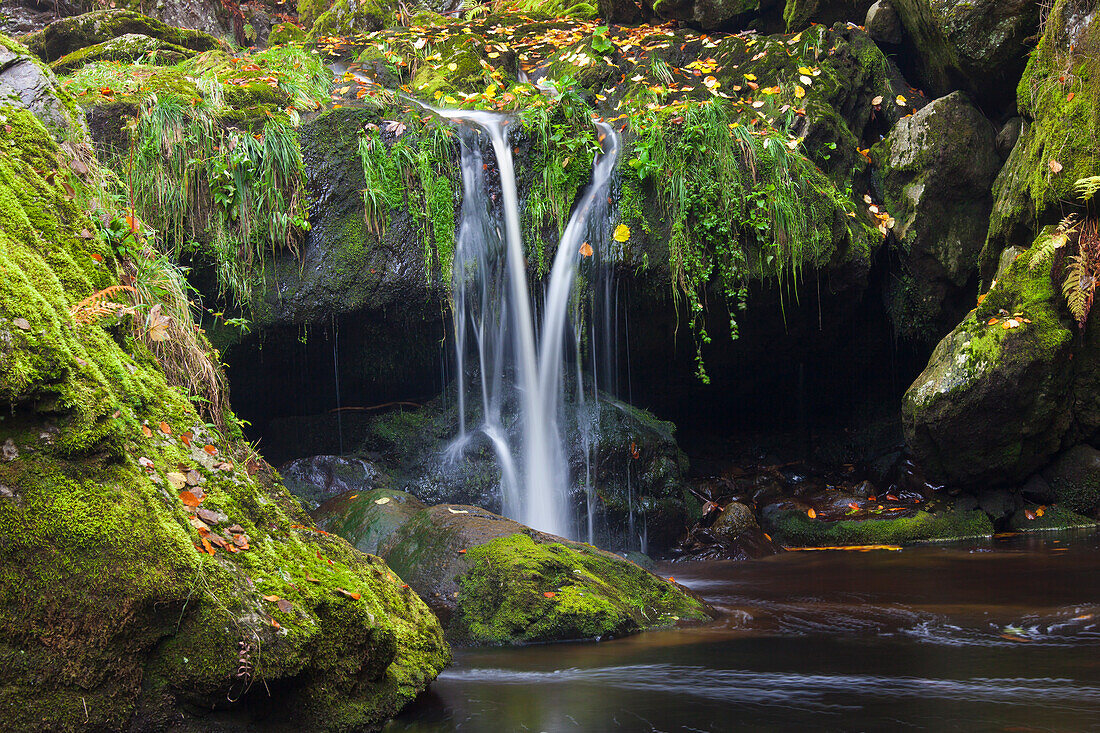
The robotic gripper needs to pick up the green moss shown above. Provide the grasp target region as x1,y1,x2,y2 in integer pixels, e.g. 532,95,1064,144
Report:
1008,505,1098,532
764,509,994,547
50,33,194,74
0,106,448,731
310,0,394,39
451,533,709,645
23,10,225,63
269,22,308,46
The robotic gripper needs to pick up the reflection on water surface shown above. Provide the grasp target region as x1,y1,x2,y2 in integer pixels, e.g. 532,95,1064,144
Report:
388,530,1100,732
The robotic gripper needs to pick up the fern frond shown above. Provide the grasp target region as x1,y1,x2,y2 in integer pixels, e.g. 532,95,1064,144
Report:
1063,252,1095,328
1075,176,1100,201
69,285,136,324
1031,231,1068,270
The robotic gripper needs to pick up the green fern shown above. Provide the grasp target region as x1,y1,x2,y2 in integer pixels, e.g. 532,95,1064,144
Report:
1063,252,1093,325
1030,215,1077,270
1075,176,1100,201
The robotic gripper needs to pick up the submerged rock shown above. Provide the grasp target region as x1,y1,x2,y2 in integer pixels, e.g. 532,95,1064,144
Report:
316,495,714,644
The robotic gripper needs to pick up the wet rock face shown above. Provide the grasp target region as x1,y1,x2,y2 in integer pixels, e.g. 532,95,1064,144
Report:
865,0,903,44
22,10,226,63
891,0,1040,109
872,91,1000,342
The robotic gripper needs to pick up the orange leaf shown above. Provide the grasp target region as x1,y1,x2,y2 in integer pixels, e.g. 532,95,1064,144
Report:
141,425,153,438
807,508,817,519
457,549,466,554
270,617,281,628
179,490,202,507
180,431,192,447
579,242,593,257
988,318,999,325
668,577,675,583
201,537,215,555
90,252,104,263
1068,92,1075,102
543,591,557,598
99,86,113,96
203,444,218,455
159,421,171,435
263,594,281,602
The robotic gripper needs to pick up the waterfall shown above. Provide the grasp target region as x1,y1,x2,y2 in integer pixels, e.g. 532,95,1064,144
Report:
441,108,620,538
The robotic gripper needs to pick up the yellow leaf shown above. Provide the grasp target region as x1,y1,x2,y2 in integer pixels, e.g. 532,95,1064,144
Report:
613,223,630,242
336,86,350,94
798,66,813,75
744,73,757,81
795,85,805,99
447,62,458,71
895,94,907,106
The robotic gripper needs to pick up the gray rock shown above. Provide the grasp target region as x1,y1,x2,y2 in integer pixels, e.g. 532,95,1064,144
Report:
50,33,196,74
1041,445,1100,515
865,0,903,44
996,117,1024,159
993,245,1027,283
1,439,17,461
978,488,1014,521
1020,473,1054,504
280,454,388,510
711,501,758,540
872,91,1000,342
0,37,85,142
891,0,1040,107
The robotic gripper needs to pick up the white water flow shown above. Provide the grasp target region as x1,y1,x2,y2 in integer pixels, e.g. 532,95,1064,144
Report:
441,107,620,538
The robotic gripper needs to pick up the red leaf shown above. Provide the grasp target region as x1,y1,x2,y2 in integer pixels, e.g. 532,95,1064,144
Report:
179,490,202,507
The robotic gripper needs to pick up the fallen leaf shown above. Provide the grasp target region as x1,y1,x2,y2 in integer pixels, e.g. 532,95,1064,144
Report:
807,508,817,519
871,95,883,106
180,489,202,507
180,431,192,447
270,616,281,629
277,598,293,613
167,472,187,490
201,537,216,555
138,456,155,470
1067,92,1075,102
90,252,104,262
141,425,153,438
1049,160,1063,173
263,594,281,602
579,242,593,257
374,496,391,505
13,317,31,330
895,94,907,106
159,421,171,435
336,588,361,600
543,591,557,598
203,445,218,455
613,223,631,242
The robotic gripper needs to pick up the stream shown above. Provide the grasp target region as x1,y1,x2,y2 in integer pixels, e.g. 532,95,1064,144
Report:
387,530,1100,732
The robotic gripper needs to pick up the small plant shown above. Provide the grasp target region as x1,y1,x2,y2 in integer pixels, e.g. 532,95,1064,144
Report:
1063,217,1100,329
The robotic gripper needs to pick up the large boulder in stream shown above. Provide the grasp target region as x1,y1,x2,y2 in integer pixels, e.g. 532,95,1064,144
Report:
314,493,714,644
0,69,447,730
902,232,1077,488
872,91,1000,341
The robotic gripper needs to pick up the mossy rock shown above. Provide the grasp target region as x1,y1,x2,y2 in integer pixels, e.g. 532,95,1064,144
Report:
269,21,308,45
23,9,226,63
983,0,1099,263
890,0,1039,109
783,0,874,32
903,236,1076,487
315,488,427,555
0,33,86,142
870,90,1000,342
1008,505,1098,532
368,504,713,644
0,101,447,731
1041,444,1100,515
762,507,993,546
50,33,195,74
310,0,395,39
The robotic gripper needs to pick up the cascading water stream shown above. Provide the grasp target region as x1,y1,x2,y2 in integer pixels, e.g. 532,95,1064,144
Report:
440,107,620,538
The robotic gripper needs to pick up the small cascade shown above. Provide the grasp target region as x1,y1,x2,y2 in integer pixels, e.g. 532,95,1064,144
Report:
441,107,620,539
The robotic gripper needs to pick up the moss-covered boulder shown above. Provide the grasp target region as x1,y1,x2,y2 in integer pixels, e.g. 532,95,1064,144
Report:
1041,444,1100,515
0,83,447,732
783,0,874,31
984,0,1099,261
315,488,427,555
762,506,993,545
890,0,1040,109
23,10,226,63
310,0,395,38
50,32,195,74
0,34,85,142
1008,504,1098,531
281,454,392,510
902,236,1076,487
872,91,1000,341
320,499,713,644
269,21,309,45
